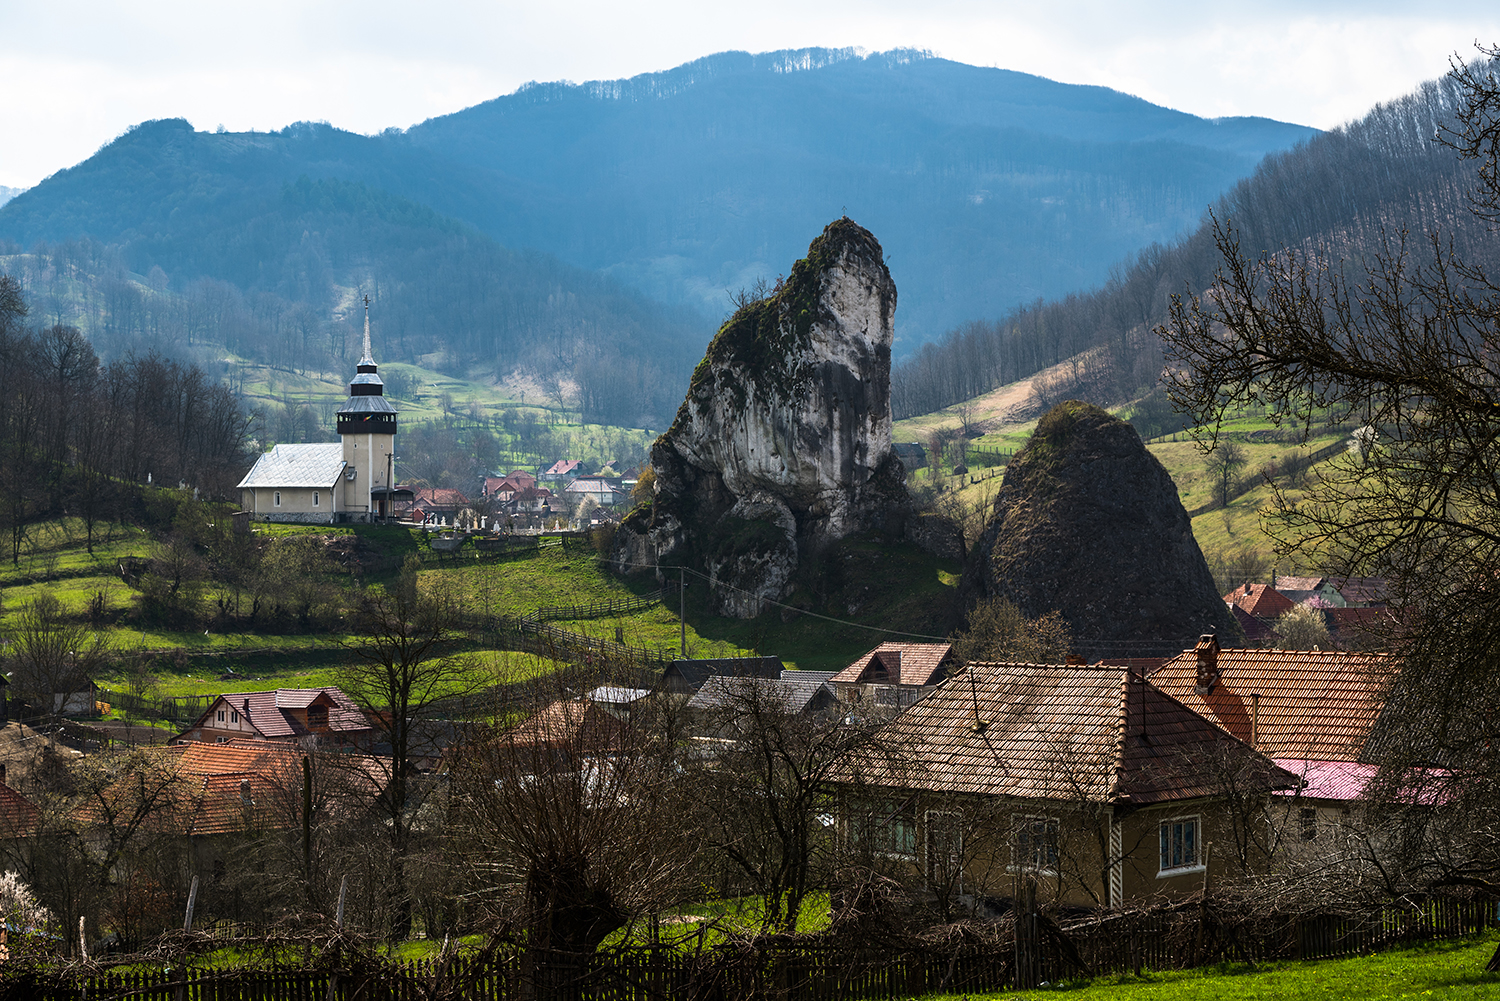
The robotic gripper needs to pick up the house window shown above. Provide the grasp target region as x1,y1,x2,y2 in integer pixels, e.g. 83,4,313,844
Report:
1300,808,1319,841
307,705,328,728
926,810,964,888
230,710,240,724
852,799,916,858
216,710,226,722
313,491,320,506
274,491,282,507
1015,815,1060,871
1159,816,1203,873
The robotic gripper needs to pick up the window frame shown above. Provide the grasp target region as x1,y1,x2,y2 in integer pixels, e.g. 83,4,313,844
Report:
925,809,965,888
274,491,281,507
1158,814,1205,876
1012,814,1060,874
850,797,918,860
313,490,320,507
1300,807,1319,841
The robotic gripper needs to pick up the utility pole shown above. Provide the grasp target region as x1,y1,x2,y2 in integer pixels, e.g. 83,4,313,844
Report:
679,567,686,658
385,452,395,522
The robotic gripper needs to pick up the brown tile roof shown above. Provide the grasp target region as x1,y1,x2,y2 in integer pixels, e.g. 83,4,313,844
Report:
1147,647,1393,762
831,642,955,687
1276,576,1326,593
503,700,637,754
1224,582,1296,620
180,687,369,741
854,663,1294,805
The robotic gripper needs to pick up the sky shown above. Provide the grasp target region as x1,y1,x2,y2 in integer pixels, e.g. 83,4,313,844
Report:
2,1,1498,191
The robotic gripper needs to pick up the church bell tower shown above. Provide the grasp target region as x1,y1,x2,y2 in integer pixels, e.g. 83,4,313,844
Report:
337,297,398,521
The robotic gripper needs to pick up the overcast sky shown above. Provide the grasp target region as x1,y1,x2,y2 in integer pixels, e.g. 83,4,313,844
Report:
2,1,1497,190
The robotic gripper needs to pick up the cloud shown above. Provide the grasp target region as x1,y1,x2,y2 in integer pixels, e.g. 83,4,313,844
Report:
2,1,1497,188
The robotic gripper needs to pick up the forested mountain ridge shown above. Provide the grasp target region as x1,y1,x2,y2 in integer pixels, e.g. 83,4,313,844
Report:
0,48,1315,375
400,47,1316,342
892,65,1496,425
0,120,705,426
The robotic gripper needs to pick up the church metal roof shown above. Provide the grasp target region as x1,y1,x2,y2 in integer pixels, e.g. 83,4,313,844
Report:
237,443,346,489
337,394,397,415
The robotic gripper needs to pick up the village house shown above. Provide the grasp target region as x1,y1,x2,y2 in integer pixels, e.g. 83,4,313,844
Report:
561,477,625,508
406,486,469,526
237,300,403,523
841,661,1298,909
687,675,838,738
175,687,375,750
88,739,389,904
483,469,538,497
1222,582,1296,646
830,641,957,710
661,657,784,696
540,459,583,484
1147,635,1397,840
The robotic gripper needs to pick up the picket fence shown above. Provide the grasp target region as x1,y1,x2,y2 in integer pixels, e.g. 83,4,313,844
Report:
32,896,1496,1001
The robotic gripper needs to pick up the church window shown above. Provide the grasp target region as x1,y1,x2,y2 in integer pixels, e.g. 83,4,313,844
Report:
274,492,281,507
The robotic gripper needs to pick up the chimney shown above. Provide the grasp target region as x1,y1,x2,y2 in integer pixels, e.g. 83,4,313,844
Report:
1194,634,1221,694
1065,652,1086,666
1250,693,1261,748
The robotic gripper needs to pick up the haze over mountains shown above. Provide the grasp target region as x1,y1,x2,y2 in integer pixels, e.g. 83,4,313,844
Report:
0,46,1319,425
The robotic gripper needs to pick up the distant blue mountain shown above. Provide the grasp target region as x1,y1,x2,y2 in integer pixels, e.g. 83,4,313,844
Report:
401,48,1317,345
0,46,1316,365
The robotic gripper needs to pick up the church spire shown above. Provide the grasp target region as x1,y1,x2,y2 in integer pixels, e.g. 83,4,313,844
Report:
357,294,377,373
360,294,374,366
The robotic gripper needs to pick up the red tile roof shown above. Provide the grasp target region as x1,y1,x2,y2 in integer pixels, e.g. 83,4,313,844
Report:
831,642,955,687
854,663,1294,805
1224,582,1296,620
1148,647,1393,761
108,740,389,837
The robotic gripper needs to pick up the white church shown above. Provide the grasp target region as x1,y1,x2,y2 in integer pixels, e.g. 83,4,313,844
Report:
237,299,409,523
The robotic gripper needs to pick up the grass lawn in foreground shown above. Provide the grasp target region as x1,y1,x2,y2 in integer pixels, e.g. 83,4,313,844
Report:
924,930,1500,1000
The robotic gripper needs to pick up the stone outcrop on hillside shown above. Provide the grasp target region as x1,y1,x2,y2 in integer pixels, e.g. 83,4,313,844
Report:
962,401,1242,655
613,218,909,617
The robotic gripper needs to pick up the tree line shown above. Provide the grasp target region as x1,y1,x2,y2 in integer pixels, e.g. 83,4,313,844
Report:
0,276,252,562
891,64,1500,421
0,173,706,429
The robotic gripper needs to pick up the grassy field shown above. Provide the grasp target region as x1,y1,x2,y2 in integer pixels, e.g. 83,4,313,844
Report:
924,931,1500,1000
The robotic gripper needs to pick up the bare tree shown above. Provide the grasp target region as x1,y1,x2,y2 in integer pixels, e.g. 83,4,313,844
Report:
951,596,1073,665
2,592,108,732
451,674,700,977
338,554,480,938
1158,43,1500,967
689,680,910,935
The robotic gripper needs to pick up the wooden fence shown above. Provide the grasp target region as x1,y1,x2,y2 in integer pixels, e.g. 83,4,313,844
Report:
533,588,670,623
33,897,1497,1000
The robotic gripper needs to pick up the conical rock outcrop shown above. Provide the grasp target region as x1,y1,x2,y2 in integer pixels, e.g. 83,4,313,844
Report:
613,218,909,616
962,400,1242,655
